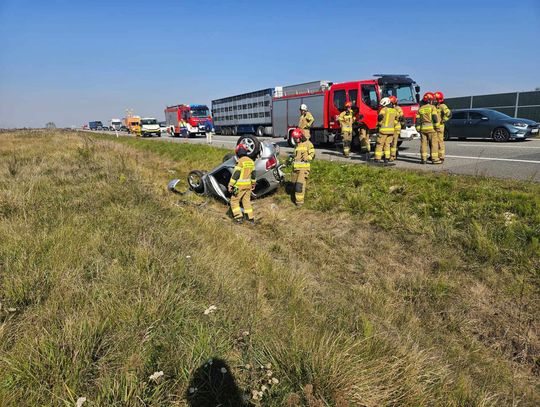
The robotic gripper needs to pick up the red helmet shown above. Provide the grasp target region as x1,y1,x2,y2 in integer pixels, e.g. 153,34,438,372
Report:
291,128,304,140
388,95,398,105
423,92,435,102
235,143,248,155
345,101,353,108
434,91,444,102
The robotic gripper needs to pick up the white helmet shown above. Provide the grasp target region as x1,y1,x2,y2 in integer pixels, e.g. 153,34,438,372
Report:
300,104,308,111
380,97,391,107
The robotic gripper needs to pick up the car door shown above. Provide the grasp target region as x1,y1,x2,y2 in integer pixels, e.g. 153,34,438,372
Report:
359,84,379,131
446,111,468,138
328,86,347,131
467,111,491,138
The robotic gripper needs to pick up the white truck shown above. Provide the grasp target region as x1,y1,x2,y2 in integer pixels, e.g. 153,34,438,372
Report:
140,117,161,137
109,118,122,131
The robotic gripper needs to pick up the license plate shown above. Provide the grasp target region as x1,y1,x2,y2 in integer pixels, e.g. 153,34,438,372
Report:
532,128,538,134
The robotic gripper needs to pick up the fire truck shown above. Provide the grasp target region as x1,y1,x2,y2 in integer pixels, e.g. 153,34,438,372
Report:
212,74,421,146
164,104,214,137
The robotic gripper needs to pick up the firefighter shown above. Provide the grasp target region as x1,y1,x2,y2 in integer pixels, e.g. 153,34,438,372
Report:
358,126,371,154
374,97,397,163
298,104,315,140
338,101,355,158
290,128,315,206
434,91,452,162
389,95,404,161
228,144,256,223
416,92,441,164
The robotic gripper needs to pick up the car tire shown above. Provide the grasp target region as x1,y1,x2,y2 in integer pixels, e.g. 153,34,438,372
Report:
222,153,235,163
236,135,261,159
187,170,205,193
492,127,510,142
256,126,265,137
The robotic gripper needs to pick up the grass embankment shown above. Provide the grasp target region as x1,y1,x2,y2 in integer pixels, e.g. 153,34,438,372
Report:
0,130,538,406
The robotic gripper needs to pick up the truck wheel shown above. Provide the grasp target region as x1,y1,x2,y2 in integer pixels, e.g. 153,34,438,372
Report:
236,135,261,159
187,170,205,193
256,126,265,137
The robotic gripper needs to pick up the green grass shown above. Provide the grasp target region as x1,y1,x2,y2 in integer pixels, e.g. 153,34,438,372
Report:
0,130,539,406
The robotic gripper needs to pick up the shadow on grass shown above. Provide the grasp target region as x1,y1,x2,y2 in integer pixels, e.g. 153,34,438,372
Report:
186,358,254,407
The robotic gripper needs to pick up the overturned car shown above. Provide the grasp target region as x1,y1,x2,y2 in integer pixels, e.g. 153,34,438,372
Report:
168,135,285,203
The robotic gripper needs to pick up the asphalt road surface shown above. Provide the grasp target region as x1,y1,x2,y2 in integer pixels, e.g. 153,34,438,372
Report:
99,131,540,182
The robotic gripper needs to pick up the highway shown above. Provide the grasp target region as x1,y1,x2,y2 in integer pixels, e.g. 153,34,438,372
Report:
100,131,540,182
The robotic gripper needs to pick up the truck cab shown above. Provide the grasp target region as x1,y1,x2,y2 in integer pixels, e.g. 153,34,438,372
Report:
165,104,213,137
140,117,161,137
109,119,122,131
327,75,420,142
88,121,103,131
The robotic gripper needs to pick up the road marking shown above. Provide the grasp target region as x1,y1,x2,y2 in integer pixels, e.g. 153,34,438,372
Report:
399,152,540,164
456,143,540,149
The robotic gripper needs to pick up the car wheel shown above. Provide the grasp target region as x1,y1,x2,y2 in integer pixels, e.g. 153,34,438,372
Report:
492,127,510,142
256,126,265,137
222,153,235,163
236,135,261,159
187,170,205,193
444,129,450,141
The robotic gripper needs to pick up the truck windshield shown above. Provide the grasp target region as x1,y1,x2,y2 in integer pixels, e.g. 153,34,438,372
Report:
191,108,209,118
141,119,157,125
381,84,416,105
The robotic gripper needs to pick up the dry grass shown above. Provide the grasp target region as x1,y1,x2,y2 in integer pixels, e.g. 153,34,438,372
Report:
0,130,538,406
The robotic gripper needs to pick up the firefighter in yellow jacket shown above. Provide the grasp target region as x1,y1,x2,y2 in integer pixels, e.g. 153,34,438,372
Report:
290,128,315,206
298,104,315,140
338,101,355,158
374,97,398,163
434,91,452,162
228,144,256,223
389,96,404,161
416,92,441,164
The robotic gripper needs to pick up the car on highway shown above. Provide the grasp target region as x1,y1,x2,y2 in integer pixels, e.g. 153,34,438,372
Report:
168,135,284,203
444,108,539,141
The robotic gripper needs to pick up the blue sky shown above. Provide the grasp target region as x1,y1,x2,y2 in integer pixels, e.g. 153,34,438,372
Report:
0,0,539,128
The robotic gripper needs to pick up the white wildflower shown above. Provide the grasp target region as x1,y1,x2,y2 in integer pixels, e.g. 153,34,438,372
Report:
203,305,217,315
186,255,191,259
189,387,197,394
220,367,227,374
271,377,279,384
261,385,268,393
76,397,87,407
503,211,516,226
149,371,164,382
7,308,17,312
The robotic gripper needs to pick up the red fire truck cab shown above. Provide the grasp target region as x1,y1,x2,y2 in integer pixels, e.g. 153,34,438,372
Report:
164,104,214,137
272,75,421,146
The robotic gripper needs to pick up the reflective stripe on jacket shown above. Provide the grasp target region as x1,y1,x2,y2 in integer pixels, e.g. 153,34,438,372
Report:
293,140,315,170
338,110,355,131
378,107,398,135
394,105,404,130
416,104,438,132
228,156,255,189
434,103,452,129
